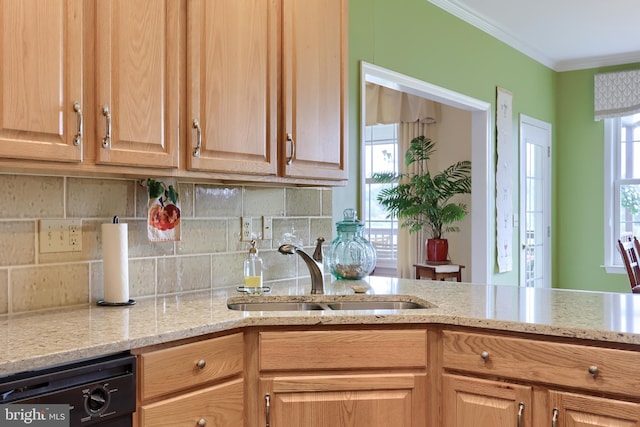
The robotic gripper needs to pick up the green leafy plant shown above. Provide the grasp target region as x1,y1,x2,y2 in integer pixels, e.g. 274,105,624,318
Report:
373,136,471,239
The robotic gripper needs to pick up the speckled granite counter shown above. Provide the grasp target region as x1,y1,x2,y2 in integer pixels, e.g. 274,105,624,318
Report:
2,276,640,376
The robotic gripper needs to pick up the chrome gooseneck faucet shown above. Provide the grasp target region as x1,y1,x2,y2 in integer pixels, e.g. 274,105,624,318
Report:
278,238,325,294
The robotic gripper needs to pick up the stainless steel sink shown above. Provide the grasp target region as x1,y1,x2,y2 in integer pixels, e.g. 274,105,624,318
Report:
227,296,435,311
227,302,325,311
327,301,428,310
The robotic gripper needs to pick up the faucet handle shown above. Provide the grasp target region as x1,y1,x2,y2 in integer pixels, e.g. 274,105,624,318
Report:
313,237,325,263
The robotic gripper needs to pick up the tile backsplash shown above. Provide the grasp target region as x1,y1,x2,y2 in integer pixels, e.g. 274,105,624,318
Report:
0,174,333,314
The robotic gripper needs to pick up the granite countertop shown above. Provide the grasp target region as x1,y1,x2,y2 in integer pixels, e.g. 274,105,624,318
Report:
2,276,640,376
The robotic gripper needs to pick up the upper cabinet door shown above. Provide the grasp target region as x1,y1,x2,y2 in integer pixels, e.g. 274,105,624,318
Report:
281,0,348,181
186,0,277,176
95,0,180,168
0,0,83,162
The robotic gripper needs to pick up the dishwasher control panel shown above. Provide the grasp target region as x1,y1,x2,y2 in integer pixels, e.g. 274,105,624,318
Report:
0,352,136,426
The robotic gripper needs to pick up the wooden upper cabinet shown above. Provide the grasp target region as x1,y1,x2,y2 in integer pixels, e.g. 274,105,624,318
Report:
186,0,278,175
0,0,83,163
95,0,179,168
281,0,348,181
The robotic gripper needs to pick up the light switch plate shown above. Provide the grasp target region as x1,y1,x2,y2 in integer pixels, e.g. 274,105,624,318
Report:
39,219,83,253
262,216,273,240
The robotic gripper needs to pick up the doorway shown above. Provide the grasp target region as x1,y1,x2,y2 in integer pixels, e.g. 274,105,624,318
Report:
519,114,552,288
360,62,492,284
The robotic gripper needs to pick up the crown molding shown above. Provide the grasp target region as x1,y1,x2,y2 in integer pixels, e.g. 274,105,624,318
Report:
555,52,640,72
427,0,556,69
427,0,640,72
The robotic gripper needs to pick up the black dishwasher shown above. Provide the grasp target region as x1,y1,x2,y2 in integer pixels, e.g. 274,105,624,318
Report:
0,351,136,426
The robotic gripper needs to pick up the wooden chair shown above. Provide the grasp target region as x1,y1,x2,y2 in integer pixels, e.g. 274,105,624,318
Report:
618,234,640,293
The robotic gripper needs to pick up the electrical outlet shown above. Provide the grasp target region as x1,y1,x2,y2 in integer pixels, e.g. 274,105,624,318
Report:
39,219,83,253
241,217,253,241
262,216,273,240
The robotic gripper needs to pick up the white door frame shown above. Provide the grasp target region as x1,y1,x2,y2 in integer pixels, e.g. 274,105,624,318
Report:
360,62,493,284
519,114,552,287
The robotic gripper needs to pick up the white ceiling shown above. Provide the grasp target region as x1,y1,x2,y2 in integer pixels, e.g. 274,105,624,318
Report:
428,0,640,71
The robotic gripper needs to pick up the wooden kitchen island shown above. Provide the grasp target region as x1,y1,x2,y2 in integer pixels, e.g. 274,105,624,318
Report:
1,278,640,426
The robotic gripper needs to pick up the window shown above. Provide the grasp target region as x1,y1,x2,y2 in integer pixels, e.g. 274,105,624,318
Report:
362,123,399,274
605,113,640,271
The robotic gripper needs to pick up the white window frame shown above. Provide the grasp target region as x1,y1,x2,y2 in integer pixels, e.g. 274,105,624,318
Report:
362,123,399,274
603,116,640,274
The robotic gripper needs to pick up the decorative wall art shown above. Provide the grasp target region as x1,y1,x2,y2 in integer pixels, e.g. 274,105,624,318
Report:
496,87,513,272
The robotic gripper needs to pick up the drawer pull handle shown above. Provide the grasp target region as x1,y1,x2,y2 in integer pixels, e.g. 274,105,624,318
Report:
196,359,207,369
192,119,202,157
73,102,82,146
197,418,207,426
551,407,559,427
101,105,111,148
265,393,271,427
588,365,599,377
480,351,490,361
286,133,296,165
517,402,525,427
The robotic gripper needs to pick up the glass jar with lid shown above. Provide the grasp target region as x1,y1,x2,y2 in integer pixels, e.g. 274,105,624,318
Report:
326,209,377,280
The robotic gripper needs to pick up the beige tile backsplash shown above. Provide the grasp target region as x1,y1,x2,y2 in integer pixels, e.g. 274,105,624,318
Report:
1,174,333,314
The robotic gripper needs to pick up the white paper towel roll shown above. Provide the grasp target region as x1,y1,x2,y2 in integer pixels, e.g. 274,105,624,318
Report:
102,222,130,303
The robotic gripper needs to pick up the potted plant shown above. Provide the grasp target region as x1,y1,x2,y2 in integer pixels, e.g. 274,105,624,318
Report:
373,135,471,262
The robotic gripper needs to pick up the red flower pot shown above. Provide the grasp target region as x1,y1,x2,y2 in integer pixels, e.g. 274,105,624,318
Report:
426,238,448,262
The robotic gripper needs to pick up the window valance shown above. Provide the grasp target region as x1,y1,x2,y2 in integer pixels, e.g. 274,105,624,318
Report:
594,69,640,121
366,83,439,126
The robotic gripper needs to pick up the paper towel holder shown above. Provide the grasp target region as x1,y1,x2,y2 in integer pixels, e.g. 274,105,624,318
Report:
97,215,136,307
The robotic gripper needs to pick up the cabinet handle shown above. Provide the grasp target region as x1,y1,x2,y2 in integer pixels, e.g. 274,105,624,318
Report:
73,102,82,146
101,105,111,148
265,393,270,427
588,365,599,377
197,418,206,426
551,408,559,427
286,133,295,165
196,359,206,369
192,119,201,157
517,402,524,427
480,351,490,361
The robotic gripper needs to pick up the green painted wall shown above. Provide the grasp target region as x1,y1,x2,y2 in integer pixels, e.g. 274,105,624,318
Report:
336,0,556,285
556,63,640,292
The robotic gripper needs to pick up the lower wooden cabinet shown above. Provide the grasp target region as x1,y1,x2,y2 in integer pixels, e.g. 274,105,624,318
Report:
549,391,640,427
134,332,244,427
261,373,426,427
441,329,640,427
140,379,243,427
256,328,428,427
442,374,532,427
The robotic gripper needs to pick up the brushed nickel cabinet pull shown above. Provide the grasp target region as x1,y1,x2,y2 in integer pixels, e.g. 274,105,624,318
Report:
588,365,599,377
101,106,111,148
73,102,82,146
551,408,559,427
480,351,490,361
192,119,201,157
265,393,270,427
286,133,295,165
197,418,206,426
196,359,206,369
517,402,524,427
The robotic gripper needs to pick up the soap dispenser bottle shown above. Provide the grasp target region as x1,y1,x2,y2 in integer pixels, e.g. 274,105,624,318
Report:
244,239,263,294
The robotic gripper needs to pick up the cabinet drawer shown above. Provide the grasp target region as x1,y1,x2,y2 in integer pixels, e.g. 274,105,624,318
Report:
140,333,243,400
260,329,427,371
442,330,640,396
140,378,243,427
